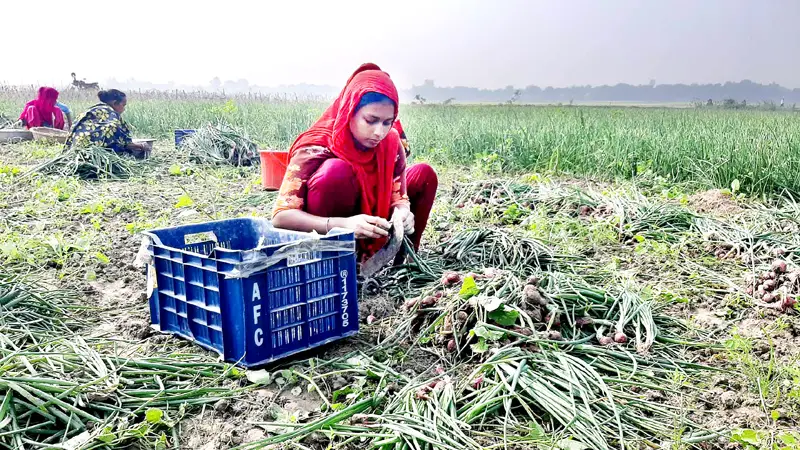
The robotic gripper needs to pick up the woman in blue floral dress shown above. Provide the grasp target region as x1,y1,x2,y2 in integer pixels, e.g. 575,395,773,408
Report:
65,89,150,155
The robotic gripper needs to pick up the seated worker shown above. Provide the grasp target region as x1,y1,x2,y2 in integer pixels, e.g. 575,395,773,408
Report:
18,87,65,130
56,101,73,130
272,63,438,263
65,89,150,155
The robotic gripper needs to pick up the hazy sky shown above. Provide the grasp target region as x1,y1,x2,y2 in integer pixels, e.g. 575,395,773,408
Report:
3,0,799,89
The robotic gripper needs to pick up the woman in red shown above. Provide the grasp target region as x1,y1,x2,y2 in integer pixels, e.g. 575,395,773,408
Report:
272,63,437,262
18,87,65,130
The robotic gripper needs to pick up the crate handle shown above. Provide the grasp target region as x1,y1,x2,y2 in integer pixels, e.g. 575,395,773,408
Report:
227,237,355,278
139,231,218,257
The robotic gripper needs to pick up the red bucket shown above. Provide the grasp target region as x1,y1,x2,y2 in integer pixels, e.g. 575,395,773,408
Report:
259,149,289,191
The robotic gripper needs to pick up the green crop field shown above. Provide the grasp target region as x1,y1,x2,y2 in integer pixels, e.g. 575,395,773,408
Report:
2,87,800,449
3,88,800,196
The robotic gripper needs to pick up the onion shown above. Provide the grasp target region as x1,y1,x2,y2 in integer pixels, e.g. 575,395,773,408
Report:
763,280,777,291
544,314,561,327
471,375,484,389
415,388,431,401
523,284,546,306
482,268,501,279
772,260,788,274
782,296,797,311
446,339,456,352
578,205,592,216
456,311,469,322
547,330,563,341
613,332,628,343
763,293,775,303
434,291,443,299
525,275,540,286
421,296,437,307
456,203,465,209
517,327,533,336
599,336,614,346
576,317,593,327
403,298,418,310
745,286,754,296
366,315,376,325
442,272,462,286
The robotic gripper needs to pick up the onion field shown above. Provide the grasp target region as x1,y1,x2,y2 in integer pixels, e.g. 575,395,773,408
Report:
1,88,800,449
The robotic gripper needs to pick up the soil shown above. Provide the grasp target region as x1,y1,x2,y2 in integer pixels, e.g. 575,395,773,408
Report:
3,143,800,449
689,189,746,216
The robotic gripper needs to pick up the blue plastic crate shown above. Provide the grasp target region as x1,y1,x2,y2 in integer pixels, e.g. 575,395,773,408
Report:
174,129,196,147
142,218,358,368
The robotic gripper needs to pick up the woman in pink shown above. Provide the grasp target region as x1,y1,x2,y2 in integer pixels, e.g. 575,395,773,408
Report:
272,63,437,263
18,87,65,130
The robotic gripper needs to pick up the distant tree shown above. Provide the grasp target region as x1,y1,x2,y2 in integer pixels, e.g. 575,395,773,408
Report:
442,98,455,105
414,94,427,105
707,99,713,106
210,77,222,91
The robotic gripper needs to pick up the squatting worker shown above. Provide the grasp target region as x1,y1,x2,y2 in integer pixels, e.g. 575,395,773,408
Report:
271,63,438,263
65,89,150,156
17,87,65,130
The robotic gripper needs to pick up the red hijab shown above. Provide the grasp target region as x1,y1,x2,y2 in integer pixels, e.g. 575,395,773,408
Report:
290,63,401,254
21,87,63,129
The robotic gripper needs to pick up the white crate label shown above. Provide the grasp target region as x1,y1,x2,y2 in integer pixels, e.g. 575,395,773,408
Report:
184,231,218,245
287,251,321,267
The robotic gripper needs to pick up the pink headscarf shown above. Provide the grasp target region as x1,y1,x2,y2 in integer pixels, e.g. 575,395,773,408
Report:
20,87,64,129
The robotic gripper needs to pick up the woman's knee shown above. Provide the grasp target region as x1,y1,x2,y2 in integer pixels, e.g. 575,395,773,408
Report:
309,159,358,191
306,159,360,217
408,163,438,192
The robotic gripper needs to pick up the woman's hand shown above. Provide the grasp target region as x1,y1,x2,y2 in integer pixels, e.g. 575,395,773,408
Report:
392,206,415,235
342,215,391,239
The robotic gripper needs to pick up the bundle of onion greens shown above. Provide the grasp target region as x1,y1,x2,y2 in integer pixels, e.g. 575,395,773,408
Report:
181,122,259,166
0,337,244,448
31,145,135,179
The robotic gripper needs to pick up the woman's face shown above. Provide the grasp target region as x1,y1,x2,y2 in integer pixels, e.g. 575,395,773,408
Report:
111,98,127,115
349,100,395,149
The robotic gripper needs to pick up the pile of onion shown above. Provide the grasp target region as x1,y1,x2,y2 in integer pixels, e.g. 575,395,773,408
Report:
745,259,798,312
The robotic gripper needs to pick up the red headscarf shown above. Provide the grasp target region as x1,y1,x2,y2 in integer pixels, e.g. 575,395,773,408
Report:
20,87,64,129
290,63,401,254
